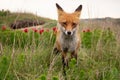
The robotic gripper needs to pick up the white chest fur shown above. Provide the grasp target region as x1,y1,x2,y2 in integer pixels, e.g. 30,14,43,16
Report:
60,32,78,52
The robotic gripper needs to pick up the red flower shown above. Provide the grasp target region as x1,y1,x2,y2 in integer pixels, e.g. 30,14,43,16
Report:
39,28,44,34
2,26,6,31
23,28,28,33
41,29,44,32
86,29,90,32
32,28,38,32
52,27,57,32
34,29,38,32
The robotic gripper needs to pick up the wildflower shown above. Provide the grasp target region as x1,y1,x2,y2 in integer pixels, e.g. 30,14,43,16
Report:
86,29,90,32
2,26,6,31
34,29,38,32
52,27,57,32
23,28,28,33
39,30,42,34
41,28,44,33
32,28,38,32
39,28,44,34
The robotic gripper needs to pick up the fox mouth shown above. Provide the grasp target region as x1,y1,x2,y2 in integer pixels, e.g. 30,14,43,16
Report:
62,28,77,36
62,27,77,36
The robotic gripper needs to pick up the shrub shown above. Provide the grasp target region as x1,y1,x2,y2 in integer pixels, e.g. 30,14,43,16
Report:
82,30,92,48
82,29,116,49
0,30,56,48
0,10,10,16
0,55,11,80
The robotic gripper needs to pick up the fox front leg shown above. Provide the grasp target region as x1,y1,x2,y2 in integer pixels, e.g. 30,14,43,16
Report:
61,52,68,75
71,51,77,60
52,47,60,54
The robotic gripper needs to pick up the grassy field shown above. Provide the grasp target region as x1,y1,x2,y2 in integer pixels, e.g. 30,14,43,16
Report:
0,12,120,80
0,10,56,29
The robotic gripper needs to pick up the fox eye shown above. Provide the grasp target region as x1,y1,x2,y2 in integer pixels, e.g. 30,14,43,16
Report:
61,22,67,26
72,23,77,27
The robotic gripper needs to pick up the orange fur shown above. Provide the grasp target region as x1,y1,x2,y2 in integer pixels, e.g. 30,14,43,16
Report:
53,3,82,74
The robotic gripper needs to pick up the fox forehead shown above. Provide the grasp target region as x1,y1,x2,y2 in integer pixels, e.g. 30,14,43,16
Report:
58,13,79,23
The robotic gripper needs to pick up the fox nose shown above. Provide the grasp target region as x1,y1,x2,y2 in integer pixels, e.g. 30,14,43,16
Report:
67,31,71,35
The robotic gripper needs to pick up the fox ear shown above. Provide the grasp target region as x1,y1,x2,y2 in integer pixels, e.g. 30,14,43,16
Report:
74,5,82,17
56,3,64,16
75,5,82,12
56,3,63,11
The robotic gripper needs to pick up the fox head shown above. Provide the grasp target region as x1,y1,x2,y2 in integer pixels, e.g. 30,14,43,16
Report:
56,3,82,36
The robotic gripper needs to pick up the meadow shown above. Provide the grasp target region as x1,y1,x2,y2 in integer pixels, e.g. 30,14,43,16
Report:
0,11,120,80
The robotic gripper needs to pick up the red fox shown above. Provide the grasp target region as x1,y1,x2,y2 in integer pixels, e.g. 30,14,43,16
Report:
53,3,82,73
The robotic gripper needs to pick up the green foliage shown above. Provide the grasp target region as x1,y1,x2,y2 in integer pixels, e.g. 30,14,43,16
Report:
82,29,116,49
44,21,57,28
0,12,52,28
39,74,47,80
36,74,47,80
101,29,116,45
52,76,59,80
0,30,56,48
69,58,77,68
82,31,92,48
0,9,10,16
0,55,10,80
0,28,119,80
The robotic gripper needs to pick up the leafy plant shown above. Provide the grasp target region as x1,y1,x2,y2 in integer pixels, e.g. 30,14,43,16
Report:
82,29,116,49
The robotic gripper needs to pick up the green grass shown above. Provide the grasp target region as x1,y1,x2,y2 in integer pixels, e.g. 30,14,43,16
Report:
0,11,54,28
0,27,120,80
0,10,120,80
